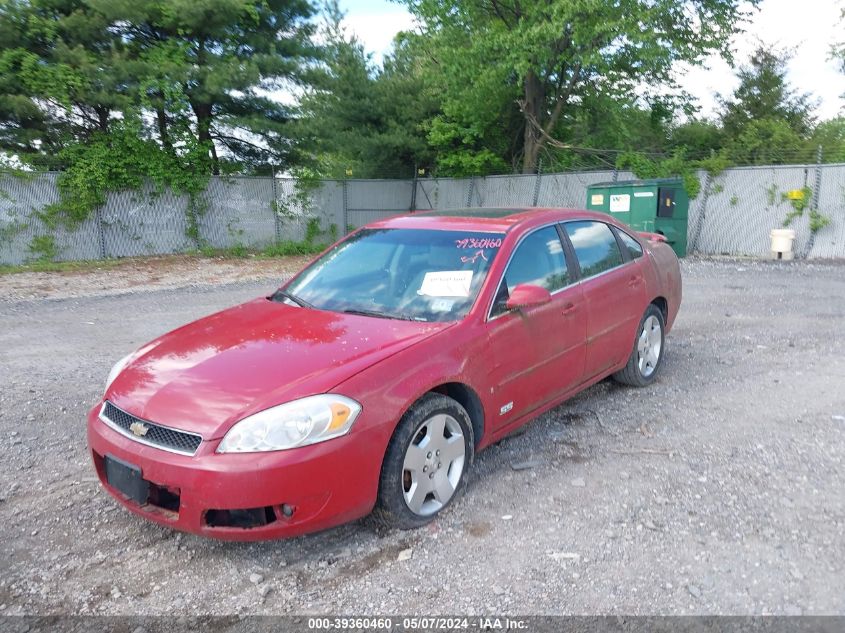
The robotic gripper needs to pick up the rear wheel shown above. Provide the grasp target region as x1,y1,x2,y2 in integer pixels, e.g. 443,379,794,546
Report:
373,393,473,530
613,304,665,387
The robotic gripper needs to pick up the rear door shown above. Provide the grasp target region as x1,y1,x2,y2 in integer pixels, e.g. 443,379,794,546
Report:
562,221,646,380
483,225,586,429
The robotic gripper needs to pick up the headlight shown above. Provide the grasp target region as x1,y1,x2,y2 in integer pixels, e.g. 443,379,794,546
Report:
217,394,362,453
105,353,133,391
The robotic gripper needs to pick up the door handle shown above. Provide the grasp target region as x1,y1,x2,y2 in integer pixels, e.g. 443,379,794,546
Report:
562,303,577,316
627,276,642,288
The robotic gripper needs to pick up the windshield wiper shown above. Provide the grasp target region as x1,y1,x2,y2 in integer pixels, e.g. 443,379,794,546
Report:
270,289,315,309
343,308,423,322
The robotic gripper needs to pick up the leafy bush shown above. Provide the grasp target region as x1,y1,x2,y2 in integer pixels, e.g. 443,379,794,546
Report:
27,235,58,261
40,115,211,231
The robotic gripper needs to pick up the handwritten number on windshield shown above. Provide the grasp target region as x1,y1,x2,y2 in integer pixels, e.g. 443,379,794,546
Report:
455,238,502,249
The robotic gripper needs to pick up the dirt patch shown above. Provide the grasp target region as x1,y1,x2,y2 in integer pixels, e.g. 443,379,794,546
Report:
465,521,493,538
0,254,313,301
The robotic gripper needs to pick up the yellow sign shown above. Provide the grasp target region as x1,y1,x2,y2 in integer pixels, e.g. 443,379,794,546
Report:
786,189,805,201
590,194,604,206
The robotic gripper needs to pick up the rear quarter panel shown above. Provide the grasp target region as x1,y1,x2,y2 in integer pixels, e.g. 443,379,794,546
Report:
642,240,682,332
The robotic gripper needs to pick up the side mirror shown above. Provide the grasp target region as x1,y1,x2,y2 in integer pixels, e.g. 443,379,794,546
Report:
505,284,552,310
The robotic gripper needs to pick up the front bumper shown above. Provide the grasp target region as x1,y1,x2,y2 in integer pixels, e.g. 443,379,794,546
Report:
86,403,381,541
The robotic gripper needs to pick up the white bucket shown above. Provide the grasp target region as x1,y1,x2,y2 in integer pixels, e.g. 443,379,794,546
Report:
770,228,796,254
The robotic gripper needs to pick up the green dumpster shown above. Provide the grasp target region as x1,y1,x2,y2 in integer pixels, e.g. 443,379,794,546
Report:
586,178,688,257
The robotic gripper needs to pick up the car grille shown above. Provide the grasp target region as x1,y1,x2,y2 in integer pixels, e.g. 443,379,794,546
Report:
100,402,203,456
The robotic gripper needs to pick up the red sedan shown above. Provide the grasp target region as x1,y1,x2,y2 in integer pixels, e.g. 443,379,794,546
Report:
87,208,682,541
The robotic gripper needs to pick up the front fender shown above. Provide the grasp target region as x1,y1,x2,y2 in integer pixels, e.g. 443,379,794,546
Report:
332,322,489,455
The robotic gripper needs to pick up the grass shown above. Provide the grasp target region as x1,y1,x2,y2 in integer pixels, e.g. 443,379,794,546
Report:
0,258,128,275
0,242,327,276
199,240,328,259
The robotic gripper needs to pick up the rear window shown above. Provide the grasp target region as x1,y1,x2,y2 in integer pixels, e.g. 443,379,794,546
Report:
616,229,644,259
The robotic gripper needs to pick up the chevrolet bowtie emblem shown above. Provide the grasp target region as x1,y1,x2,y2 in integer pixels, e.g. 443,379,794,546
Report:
129,421,150,437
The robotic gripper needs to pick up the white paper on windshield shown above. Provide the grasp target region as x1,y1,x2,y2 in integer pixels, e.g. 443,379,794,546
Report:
418,270,474,297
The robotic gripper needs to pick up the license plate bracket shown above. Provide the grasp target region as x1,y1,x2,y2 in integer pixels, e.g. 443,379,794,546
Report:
104,454,149,506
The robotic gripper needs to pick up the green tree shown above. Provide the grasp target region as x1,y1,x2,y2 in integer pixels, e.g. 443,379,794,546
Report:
668,120,726,158
810,117,845,162
719,45,815,140
294,4,438,178
536,95,678,171
0,0,132,168
724,117,810,165
0,0,318,174
100,0,318,173
716,45,817,165
401,0,758,174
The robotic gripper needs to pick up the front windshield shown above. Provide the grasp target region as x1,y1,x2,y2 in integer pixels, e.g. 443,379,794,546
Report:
282,228,505,322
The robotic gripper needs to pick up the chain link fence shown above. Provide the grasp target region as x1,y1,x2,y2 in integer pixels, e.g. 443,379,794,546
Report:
690,164,823,258
1,163,844,265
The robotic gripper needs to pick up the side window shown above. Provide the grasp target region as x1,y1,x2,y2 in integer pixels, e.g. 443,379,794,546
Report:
616,229,643,259
491,226,568,316
564,221,623,278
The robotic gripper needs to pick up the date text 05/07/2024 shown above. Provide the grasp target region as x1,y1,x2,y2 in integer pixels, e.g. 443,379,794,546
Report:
307,617,530,630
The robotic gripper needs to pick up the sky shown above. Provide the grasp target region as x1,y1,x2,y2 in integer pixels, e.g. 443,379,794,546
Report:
338,0,845,122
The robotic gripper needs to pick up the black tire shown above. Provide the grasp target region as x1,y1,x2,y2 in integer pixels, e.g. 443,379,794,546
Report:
373,393,474,530
612,304,666,387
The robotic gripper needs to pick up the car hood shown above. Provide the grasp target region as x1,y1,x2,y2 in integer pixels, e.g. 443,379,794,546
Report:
106,298,452,438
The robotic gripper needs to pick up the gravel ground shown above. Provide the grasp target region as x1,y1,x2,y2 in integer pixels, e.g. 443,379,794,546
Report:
0,257,843,616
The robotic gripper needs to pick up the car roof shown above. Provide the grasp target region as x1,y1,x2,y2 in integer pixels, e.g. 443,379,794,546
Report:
366,207,613,233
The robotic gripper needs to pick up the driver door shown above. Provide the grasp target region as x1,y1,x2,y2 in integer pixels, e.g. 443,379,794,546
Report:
483,226,587,430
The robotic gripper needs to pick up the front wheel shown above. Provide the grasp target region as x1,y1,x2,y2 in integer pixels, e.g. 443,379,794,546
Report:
613,304,666,387
373,393,473,530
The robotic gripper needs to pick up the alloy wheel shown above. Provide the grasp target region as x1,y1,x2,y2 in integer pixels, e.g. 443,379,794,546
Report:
637,315,663,377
